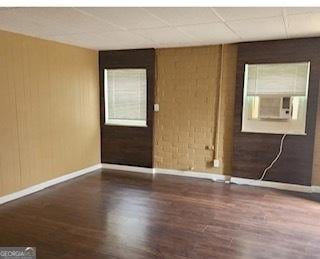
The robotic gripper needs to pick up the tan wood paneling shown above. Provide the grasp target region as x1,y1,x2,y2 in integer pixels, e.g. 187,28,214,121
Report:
0,30,100,195
0,32,21,196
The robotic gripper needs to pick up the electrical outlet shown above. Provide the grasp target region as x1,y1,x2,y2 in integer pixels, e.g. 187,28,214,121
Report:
214,159,220,168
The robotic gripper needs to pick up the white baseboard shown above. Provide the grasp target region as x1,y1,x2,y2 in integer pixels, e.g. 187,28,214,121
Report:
101,163,226,181
311,185,320,193
0,164,102,205
102,163,154,174
3,163,317,205
102,163,319,194
154,168,226,181
231,177,312,193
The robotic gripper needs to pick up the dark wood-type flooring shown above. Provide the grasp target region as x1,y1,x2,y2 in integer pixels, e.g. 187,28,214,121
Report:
1,169,320,258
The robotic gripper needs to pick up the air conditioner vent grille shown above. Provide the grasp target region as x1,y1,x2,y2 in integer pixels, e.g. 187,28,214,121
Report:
259,97,281,119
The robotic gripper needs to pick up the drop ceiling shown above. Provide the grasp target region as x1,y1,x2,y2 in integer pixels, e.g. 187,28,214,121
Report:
0,7,320,50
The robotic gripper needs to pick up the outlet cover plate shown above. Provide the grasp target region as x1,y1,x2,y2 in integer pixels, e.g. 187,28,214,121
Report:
214,159,220,168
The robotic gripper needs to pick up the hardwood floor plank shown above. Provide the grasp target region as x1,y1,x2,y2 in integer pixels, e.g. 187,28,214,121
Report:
1,169,320,258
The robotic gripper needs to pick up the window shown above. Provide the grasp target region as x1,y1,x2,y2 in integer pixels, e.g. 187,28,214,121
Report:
242,62,310,135
104,69,147,127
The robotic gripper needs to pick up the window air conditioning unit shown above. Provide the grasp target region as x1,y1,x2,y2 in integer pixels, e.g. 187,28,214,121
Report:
258,96,292,120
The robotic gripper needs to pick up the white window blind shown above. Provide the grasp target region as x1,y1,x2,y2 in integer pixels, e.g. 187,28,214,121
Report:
105,69,147,127
246,62,310,96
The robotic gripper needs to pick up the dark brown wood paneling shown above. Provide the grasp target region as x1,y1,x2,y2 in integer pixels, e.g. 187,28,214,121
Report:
232,38,320,186
99,49,155,168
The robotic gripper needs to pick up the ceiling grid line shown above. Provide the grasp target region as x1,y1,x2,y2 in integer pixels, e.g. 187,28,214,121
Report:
210,7,243,40
281,8,289,39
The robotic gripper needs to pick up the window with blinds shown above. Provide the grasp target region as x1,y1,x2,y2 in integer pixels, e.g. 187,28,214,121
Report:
104,69,147,127
246,62,310,96
242,62,310,135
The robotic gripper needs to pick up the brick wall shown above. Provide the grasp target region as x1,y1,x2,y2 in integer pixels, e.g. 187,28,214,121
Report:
154,45,237,174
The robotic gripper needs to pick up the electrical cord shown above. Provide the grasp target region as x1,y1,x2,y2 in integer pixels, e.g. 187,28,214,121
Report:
259,134,287,181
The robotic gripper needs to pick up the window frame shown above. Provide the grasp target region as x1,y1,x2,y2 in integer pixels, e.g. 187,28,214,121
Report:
241,62,310,135
104,68,148,127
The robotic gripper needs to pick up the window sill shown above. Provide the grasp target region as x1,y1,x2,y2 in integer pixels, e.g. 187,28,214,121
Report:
105,119,147,127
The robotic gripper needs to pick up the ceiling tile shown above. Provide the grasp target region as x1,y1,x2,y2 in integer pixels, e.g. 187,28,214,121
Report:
227,17,286,41
145,7,221,26
12,8,119,35
285,7,320,15
214,7,283,21
47,30,155,50
78,7,167,30
98,31,154,48
132,26,199,46
287,13,320,37
46,33,103,49
178,22,239,44
0,8,53,38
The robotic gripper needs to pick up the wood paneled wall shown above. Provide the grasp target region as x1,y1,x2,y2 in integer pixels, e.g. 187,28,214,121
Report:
312,87,320,186
99,49,155,168
154,45,237,174
232,38,320,186
0,30,100,196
